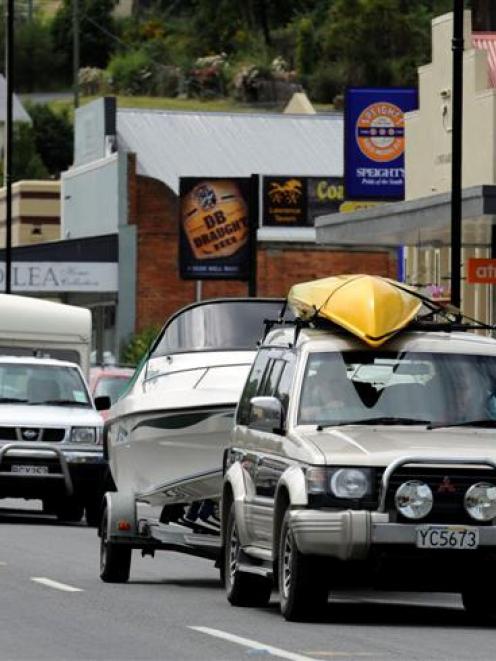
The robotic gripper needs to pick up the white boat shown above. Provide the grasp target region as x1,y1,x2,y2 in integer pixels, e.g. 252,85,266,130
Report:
105,298,286,516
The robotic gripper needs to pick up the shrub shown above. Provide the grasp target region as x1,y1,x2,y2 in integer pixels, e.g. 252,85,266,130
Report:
121,326,161,367
107,49,154,95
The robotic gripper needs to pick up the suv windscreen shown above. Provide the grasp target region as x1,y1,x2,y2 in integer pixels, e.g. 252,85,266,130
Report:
298,351,496,427
0,364,91,406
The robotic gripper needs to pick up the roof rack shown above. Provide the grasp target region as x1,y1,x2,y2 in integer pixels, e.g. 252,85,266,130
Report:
261,288,496,348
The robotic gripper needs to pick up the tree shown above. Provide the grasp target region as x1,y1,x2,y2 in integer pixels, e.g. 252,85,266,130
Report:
51,0,118,81
26,103,73,178
10,122,49,182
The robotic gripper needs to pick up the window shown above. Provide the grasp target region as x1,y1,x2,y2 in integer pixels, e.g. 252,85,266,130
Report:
274,356,296,416
236,350,270,425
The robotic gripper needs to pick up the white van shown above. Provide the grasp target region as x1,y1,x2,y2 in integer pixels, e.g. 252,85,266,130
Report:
0,294,91,378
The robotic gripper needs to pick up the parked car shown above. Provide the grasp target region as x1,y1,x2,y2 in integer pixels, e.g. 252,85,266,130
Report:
222,275,496,621
0,355,108,525
90,366,134,419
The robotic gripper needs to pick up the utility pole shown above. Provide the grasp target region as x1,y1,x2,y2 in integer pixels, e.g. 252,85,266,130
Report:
73,0,80,108
4,0,13,294
450,1,464,309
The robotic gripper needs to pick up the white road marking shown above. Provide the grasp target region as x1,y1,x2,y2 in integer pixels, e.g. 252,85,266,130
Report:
31,577,83,592
0,561,7,566
189,626,317,661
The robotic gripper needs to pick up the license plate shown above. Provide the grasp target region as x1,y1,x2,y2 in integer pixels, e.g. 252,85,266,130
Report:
11,464,49,475
416,525,479,550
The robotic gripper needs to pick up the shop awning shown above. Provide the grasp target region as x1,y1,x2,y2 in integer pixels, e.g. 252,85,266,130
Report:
315,185,496,247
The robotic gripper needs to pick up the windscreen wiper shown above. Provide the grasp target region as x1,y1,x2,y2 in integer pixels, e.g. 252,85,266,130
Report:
0,397,28,403
317,417,431,430
31,399,90,407
428,419,496,430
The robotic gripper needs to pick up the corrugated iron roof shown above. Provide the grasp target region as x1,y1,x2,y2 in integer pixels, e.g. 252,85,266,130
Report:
473,32,496,88
116,109,343,193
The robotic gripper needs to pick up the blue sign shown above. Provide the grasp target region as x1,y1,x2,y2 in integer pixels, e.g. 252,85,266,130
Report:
344,87,418,200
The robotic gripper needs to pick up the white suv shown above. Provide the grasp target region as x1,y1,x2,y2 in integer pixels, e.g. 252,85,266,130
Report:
0,356,106,525
222,323,496,621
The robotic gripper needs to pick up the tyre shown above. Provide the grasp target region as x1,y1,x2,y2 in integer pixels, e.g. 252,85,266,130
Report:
99,507,132,583
224,503,272,607
85,496,102,528
278,510,328,621
462,589,496,621
55,499,84,523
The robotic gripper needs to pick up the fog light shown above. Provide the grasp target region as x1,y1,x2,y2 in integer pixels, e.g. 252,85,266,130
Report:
464,482,496,522
395,480,433,519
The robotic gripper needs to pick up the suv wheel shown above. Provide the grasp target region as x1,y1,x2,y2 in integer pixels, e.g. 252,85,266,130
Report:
462,588,496,621
85,496,103,528
278,510,328,621
224,503,272,607
55,499,84,523
99,507,132,583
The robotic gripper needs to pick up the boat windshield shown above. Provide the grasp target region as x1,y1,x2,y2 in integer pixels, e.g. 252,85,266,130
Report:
152,300,286,356
298,350,496,428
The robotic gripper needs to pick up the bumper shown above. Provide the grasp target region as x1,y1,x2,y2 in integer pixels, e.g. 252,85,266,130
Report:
0,443,106,500
289,509,496,560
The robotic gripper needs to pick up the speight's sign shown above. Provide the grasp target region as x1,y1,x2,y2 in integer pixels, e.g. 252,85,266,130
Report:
344,87,418,200
179,177,252,280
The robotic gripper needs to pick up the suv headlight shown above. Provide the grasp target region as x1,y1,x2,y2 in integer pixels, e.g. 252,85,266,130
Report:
71,427,97,444
330,468,370,499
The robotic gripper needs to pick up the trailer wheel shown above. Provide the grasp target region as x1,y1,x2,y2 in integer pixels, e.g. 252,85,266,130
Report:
99,506,131,583
224,504,272,607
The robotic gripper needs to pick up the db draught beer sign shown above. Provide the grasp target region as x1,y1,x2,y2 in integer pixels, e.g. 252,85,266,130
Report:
179,177,252,280
345,87,418,200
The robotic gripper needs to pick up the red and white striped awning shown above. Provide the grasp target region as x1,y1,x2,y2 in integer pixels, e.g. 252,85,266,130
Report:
473,32,496,88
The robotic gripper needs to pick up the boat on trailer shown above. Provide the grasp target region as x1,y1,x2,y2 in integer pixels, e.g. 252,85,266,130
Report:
104,298,287,523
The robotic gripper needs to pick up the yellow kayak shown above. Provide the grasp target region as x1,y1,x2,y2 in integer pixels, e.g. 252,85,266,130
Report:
287,274,422,347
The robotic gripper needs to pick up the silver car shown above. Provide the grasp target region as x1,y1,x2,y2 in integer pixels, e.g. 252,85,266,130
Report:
222,325,496,621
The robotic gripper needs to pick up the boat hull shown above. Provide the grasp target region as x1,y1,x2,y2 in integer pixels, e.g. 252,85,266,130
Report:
107,404,235,506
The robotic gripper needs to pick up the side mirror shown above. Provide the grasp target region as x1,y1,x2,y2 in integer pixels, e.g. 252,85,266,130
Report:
94,395,111,411
248,396,284,434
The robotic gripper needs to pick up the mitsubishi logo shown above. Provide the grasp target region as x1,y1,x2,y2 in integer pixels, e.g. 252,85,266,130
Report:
437,476,456,493
22,429,38,441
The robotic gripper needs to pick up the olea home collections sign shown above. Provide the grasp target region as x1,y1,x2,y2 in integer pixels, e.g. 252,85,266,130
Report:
0,262,118,292
179,177,254,280
345,87,418,200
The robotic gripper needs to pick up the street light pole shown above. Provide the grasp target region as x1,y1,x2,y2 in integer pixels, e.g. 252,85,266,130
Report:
450,0,464,309
4,0,13,294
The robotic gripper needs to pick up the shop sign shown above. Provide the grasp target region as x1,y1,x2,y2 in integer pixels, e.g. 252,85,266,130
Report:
344,87,418,200
263,177,308,226
467,258,496,284
179,177,253,280
0,262,118,292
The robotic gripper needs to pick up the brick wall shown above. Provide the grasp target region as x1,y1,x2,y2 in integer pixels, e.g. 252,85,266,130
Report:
129,167,397,332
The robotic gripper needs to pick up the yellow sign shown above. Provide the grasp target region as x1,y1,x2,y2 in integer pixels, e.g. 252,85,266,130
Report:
339,200,380,213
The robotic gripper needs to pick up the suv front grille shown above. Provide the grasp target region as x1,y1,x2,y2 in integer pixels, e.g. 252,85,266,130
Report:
0,427,66,443
377,467,496,524
0,427,17,441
